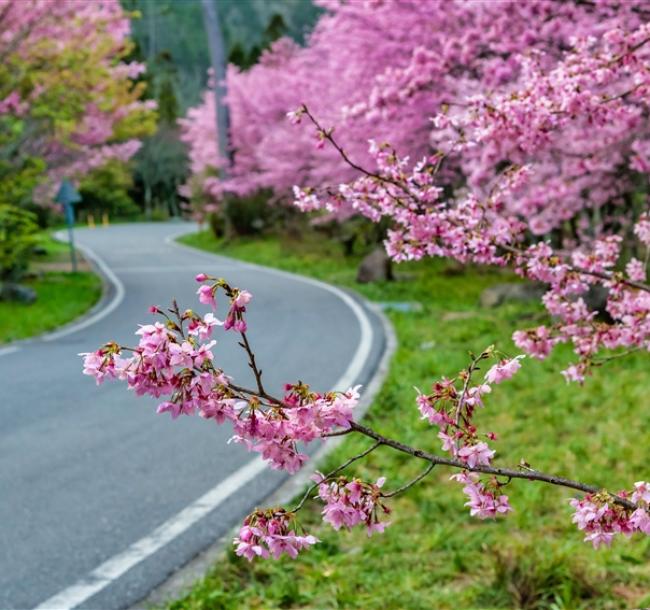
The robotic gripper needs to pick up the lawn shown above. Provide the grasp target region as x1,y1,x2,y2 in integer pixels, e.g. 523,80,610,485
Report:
169,230,650,610
0,235,102,343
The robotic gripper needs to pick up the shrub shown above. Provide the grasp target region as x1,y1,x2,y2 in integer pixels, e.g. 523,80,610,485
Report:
0,204,38,283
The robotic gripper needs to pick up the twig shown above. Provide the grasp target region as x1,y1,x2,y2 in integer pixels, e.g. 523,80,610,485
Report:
238,330,271,400
322,428,354,438
382,462,436,498
454,351,487,431
301,105,417,199
592,347,642,366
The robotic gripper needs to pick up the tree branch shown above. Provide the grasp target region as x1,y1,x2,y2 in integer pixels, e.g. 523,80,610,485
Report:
348,421,636,510
301,105,650,295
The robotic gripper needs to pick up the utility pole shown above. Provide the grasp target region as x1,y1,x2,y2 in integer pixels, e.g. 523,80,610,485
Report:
55,179,81,273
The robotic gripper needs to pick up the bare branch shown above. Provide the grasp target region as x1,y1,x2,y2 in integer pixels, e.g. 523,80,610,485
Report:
382,462,436,498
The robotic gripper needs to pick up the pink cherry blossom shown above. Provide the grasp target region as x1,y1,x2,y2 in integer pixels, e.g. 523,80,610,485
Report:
234,511,318,561
318,475,390,535
457,442,495,468
484,356,525,385
197,285,216,309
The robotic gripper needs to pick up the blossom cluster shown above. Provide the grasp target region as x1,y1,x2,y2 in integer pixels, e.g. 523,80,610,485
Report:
81,275,359,475
451,472,512,520
230,383,360,474
416,349,522,518
234,509,318,561
316,474,390,536
570,482,650,549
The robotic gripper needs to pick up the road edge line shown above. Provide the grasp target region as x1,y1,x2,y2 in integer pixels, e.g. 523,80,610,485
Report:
130,301,396,610
40,240,125,341
0,235,125,352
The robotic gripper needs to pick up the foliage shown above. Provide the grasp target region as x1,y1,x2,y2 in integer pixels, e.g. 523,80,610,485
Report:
133,125,188,219
0,0,156,210
78,161,140,220
0,205,38,282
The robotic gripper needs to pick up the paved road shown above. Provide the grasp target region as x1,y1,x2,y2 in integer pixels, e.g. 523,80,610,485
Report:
0,223,385,610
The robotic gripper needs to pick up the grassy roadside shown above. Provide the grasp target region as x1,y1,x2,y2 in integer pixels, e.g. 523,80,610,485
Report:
170,230,650,610
0,234,102,343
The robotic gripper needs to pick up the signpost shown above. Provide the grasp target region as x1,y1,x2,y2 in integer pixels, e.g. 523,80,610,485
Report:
55,179,81,272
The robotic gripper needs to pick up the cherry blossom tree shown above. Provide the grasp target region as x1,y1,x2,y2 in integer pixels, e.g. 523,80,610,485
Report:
0,0,156,207
84,2,650,560
181,0,645,227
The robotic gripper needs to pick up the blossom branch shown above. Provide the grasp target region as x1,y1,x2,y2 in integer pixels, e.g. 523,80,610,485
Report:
82,277,650,558
301,105,650,295
348,421,636,510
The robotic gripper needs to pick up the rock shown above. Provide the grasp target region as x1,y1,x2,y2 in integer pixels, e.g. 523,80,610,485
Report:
480,280,612,320
480,283,546,308
0,282,37,303
357,247,394,283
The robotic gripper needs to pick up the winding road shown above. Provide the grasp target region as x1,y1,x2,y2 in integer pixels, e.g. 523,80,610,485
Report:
0,223,387,610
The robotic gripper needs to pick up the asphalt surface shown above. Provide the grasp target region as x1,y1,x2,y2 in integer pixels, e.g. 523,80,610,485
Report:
0,223,386,610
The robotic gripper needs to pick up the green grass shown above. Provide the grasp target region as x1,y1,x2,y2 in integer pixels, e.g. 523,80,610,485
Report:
0,235,102,343
170,230,650,610
35,232,75,262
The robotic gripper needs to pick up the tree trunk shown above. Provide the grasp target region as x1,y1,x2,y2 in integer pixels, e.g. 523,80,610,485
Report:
201,0,231,172
144,183,152,220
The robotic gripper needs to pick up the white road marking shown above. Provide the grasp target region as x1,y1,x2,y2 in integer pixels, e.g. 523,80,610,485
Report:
41,242,125,342
110,265,238,274
33,458,267,610
32,230,376,610
0,345,19,358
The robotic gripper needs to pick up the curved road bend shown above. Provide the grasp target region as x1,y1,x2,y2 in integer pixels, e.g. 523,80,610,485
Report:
0,223,386,610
